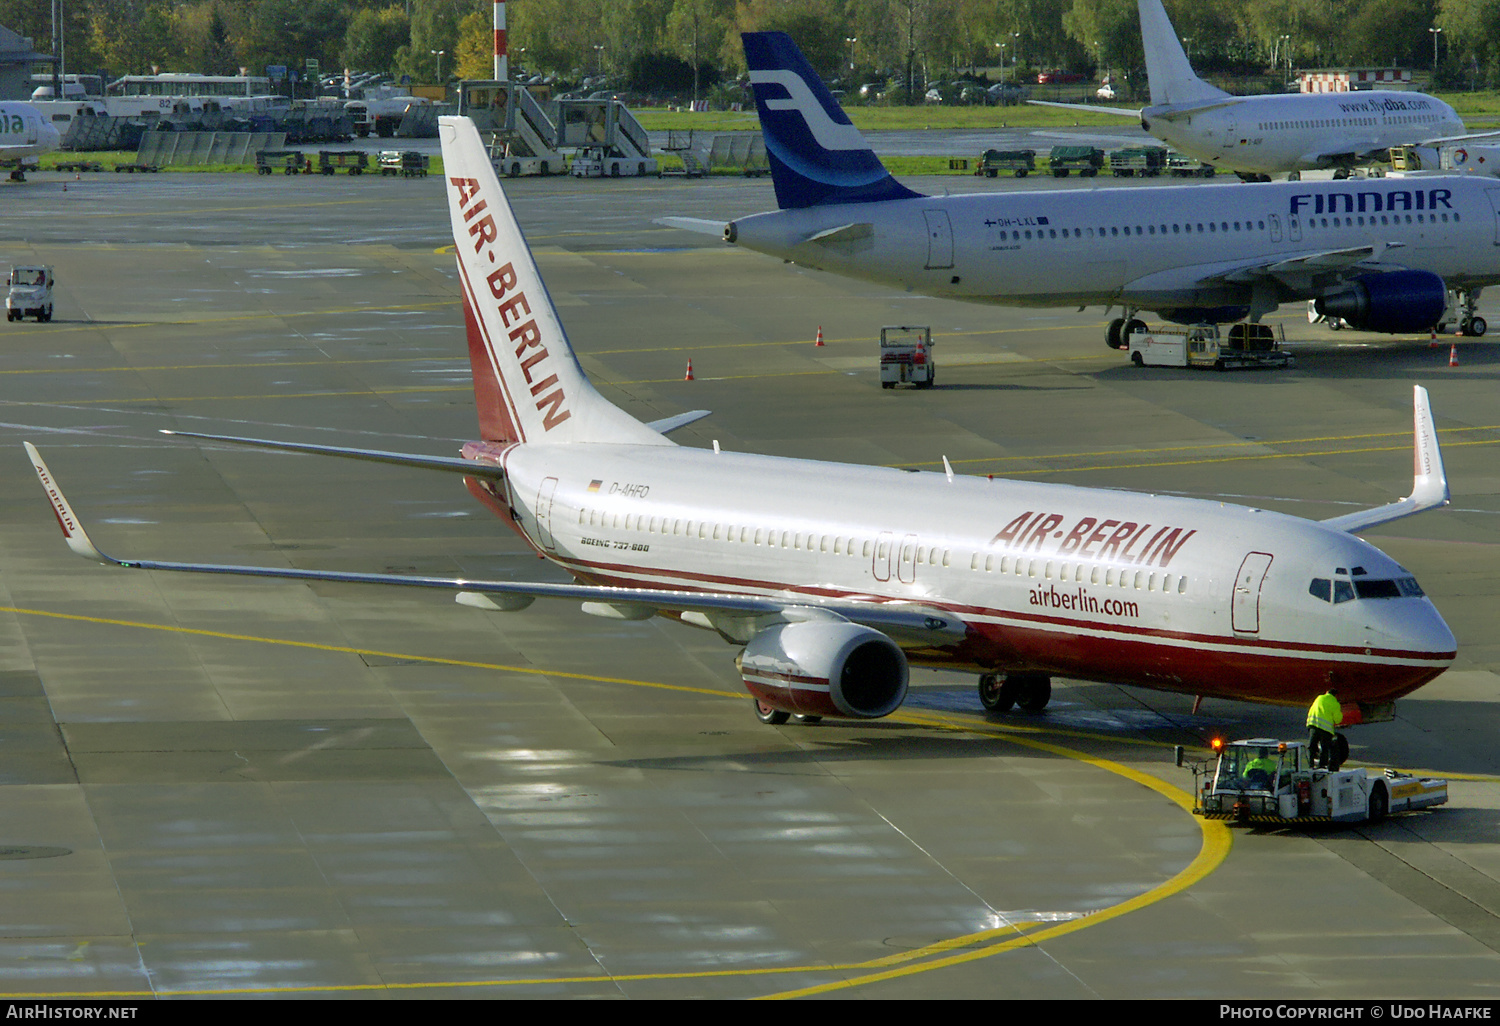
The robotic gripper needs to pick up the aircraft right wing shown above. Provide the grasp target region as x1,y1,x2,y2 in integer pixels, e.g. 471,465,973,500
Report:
1320,385,1449,534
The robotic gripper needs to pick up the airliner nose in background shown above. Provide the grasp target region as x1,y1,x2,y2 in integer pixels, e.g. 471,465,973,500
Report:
660,31,1500,348
1030,0,1472,181
26,115,1460,730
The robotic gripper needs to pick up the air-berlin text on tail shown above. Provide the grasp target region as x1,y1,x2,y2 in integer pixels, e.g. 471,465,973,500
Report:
992,510,1198,568
450,176,572,431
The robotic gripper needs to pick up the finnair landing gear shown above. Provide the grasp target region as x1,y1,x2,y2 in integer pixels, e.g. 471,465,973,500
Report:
1459,289,1488,337
977,672,1052,713
1106,313,1147,350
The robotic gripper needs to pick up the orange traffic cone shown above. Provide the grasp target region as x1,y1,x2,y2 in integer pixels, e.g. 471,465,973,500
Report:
1449,344,1459,367
1429,328,1439,349
684,359,694,381
815,326,824,346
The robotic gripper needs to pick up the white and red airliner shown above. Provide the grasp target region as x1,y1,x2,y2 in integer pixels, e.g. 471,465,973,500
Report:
27,116,1457,726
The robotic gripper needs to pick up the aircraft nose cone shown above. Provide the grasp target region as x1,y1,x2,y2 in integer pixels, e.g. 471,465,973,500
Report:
1370,600,1455,659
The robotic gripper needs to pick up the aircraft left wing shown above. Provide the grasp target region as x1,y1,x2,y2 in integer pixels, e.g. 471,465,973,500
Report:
653,216,728,238
1026,100,1142,118
1320,385,1449,534
25,442,967,650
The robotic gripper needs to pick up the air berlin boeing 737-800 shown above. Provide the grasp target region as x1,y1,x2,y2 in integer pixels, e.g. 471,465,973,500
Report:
27,116,1457,726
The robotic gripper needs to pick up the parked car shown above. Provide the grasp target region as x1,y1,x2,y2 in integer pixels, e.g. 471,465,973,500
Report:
987,82,1029,106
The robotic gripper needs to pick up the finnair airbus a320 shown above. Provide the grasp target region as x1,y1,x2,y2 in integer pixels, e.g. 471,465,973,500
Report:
29,116,1457,727
669,32,1500,346
1033,0,1471,181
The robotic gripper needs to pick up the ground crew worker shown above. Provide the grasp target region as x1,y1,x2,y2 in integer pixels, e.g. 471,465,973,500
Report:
1244,747,1277,789
1306,688,1341,768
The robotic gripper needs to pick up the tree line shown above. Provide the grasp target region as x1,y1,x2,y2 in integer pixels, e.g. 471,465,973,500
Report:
1,1,1495,95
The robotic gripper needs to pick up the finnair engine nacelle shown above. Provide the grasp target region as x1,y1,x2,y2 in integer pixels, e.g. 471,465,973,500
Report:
740,620,909,719
1315,270,1448,334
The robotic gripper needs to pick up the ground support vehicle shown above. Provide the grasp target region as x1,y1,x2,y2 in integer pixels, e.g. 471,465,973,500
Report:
1127,323,1294,370
378,151,428,178
571,145,658,178
1047,145,1102,178
111,163,160,174
1165,150,1216,177
879,326,935,388
317,150,368,175
1179,738,1448,826
255,150,304,175
54,160,104,173
1109,146,1167,177
975,148,1035,178
6,265,53,322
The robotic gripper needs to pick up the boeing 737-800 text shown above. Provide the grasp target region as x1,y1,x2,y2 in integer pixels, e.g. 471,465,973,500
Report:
28,116,1457,726
668,32,1500,347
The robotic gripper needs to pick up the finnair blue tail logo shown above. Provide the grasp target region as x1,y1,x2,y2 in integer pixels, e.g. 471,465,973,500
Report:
749,70,867,153
742,31,919,209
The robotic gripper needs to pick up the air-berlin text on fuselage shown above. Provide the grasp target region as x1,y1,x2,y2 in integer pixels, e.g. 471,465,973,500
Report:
991,510,1197,567
449,176,571,431
1289,187,1453,217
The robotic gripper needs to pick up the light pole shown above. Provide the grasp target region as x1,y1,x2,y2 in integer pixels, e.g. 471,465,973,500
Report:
430,49,445,83
995,42,1007,83
845,37,857,75
1280,35,1290,86
1430,27,1443,77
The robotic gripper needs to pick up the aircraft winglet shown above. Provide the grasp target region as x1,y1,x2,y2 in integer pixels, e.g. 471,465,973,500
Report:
25,441,112,564
1320,385,1449,533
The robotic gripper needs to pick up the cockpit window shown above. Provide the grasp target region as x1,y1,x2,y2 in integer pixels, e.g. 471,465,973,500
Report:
1309,574,1422,602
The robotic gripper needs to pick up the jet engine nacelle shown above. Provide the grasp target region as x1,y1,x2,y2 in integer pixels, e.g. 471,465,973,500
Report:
740,620,909,719
1314,271,1447,334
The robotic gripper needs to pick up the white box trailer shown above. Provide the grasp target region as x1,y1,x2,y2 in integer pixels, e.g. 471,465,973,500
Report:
1127,323,1294,370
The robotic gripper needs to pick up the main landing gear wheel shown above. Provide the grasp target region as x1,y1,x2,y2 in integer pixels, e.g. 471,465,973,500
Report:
1462,316,1488,337
978,672,1052,713
978,673,1013,712
1012,673,1052,712
754,699,790,725
1106,318,1125,349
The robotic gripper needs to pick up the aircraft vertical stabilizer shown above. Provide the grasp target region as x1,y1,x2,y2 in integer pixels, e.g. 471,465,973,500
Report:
1138,0,1231,106
742,32,920,210
437,116,669,448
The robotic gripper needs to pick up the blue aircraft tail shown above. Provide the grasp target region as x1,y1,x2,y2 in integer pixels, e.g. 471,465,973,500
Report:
742,32,921,210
